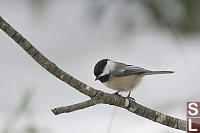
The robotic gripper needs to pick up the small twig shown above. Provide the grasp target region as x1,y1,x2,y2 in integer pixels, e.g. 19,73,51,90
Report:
0,16,187,131
52,98,100,115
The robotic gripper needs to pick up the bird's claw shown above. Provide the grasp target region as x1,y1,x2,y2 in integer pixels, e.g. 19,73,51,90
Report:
113,91,120,95
113,92,120,97
127,96,135,101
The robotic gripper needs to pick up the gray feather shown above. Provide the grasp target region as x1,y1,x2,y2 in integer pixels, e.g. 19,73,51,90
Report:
111,65,174,77
111,66,150,77
145,71,174,75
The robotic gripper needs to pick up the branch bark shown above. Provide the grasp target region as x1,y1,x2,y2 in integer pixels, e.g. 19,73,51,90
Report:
52,99,98,115
0,16,186,131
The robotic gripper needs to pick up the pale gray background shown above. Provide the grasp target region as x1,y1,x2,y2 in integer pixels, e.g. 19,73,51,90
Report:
0,0,200,133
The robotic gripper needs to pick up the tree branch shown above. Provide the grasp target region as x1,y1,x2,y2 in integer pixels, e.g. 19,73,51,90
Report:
52,98,100,115
0,16,186,131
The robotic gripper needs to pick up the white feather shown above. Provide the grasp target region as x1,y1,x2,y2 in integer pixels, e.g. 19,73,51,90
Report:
99,60,116,77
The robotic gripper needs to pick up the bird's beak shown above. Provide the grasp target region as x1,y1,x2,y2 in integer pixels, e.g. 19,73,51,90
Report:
95,77,98,81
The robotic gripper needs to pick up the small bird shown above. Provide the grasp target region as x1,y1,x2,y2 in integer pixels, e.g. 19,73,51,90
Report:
94,59,174,100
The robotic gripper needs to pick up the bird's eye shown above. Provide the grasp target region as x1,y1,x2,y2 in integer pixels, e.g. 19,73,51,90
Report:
98,74,109,82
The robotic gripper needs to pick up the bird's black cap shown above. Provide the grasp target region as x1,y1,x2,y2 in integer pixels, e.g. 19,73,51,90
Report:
94,59,108,78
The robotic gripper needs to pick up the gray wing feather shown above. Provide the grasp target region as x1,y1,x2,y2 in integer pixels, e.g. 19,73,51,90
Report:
111,65,150,77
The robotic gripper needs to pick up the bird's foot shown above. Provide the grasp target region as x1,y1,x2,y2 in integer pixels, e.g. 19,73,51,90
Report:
126,96,135,101
126,91,135,101
113,91,120,96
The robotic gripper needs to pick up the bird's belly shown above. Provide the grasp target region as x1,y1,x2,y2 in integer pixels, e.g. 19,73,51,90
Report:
103,75,143,92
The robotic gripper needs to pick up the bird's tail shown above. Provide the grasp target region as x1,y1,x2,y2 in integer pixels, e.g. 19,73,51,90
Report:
146,71,174,75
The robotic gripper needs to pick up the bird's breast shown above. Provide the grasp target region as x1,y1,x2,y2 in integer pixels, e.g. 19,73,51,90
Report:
103,75,143,92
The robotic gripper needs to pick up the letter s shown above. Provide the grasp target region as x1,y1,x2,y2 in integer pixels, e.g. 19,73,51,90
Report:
188,103,198,116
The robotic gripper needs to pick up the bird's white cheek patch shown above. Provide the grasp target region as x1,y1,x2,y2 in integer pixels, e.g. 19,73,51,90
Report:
100,66,110,77
107,60,116,71
100,60,116,77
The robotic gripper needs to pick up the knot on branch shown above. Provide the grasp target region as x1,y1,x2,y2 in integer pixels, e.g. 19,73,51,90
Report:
92,91,105,103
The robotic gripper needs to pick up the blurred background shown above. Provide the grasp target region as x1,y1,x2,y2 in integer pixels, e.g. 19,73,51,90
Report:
0,0,200,133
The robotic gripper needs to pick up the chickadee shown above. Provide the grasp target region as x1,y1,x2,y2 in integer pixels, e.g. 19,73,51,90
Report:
94,59,174,100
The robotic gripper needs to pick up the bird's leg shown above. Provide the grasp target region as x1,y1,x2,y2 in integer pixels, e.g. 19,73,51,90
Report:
113,90,121,95
126,91,135,101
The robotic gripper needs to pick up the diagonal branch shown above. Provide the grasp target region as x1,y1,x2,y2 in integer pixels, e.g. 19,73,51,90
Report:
0,16,186,131
0,16,97,98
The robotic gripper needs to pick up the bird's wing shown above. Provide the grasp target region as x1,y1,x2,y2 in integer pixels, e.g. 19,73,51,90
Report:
111,65,150,77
